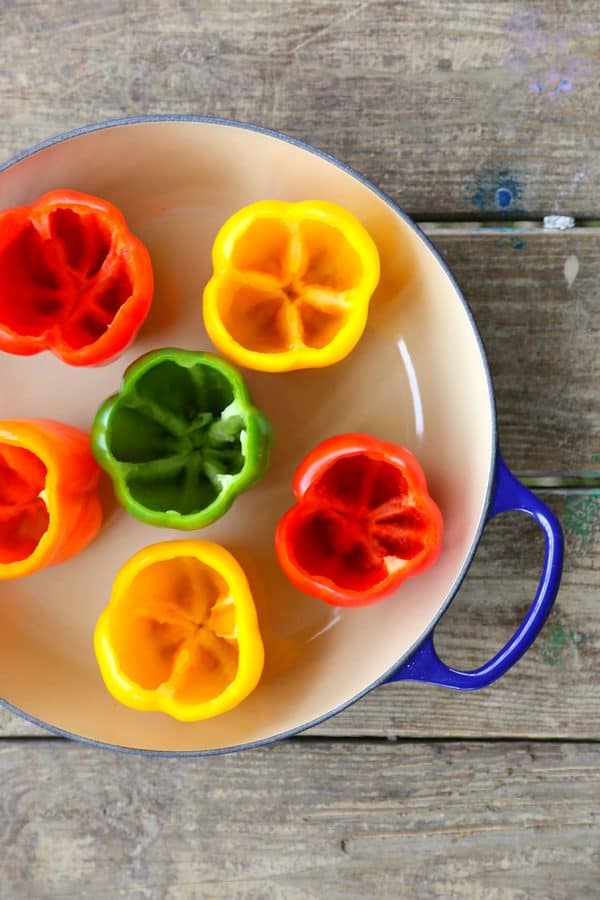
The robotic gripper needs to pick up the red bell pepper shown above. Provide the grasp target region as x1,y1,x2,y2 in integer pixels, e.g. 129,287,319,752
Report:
276,434,443,607
0,189,153,366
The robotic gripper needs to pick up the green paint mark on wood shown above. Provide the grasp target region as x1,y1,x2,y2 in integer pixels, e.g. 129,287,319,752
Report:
564,494,599,545
540,615,588,667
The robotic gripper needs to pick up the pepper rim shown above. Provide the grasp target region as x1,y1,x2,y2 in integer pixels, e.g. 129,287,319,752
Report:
94,540,265,721
203,198,381,371
91,347,273,529
0,188,153,366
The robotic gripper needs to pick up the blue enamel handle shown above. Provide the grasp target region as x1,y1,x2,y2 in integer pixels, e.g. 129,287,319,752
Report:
387,455,564,690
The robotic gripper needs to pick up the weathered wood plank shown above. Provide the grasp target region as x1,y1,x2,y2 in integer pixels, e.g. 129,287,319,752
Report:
1,1,599,217
0,740,598,898
432,229,600,476
2,490,597,740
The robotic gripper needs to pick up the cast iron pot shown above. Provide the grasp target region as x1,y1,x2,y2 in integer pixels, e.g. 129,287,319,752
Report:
0,117,563,754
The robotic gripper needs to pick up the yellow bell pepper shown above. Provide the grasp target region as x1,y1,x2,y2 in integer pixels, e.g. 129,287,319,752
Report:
94,541,264,722
203,200,380,372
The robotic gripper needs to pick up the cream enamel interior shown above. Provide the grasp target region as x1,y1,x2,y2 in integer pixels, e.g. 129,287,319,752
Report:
0,121,494,752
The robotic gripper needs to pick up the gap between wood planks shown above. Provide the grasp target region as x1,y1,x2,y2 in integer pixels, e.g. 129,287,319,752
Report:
417,218,600,227
426,219,599,488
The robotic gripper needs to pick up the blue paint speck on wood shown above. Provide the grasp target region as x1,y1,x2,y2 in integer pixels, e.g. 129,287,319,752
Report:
469,166,524,214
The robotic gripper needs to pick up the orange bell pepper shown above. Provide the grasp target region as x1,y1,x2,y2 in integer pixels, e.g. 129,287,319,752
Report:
203,200,380,372
94,541,264,721
0,419,102,579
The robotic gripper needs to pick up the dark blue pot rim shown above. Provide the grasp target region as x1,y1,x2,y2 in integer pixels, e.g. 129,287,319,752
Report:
0,114,498,756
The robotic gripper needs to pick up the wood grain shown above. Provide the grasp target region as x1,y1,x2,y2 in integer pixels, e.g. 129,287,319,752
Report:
2,490,597,740
0,740,598,898
431,228,600,476
1,1,599,218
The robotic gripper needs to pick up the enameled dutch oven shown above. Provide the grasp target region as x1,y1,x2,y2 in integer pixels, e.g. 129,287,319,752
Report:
0,117,563,755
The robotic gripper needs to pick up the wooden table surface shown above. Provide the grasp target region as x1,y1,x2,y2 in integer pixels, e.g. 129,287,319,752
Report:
1,2,598,897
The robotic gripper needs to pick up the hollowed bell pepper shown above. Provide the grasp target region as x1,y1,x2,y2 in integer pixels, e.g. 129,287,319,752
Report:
0,189,153,365
0,419,102,579
276,434,443,607
94,540,264,721
203,200,380,372
92,348,273,529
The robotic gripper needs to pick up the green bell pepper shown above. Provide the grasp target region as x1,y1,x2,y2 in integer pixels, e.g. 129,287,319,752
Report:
92,348,273,529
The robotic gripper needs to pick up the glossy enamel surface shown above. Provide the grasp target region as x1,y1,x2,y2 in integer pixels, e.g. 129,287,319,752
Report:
0,120,494,752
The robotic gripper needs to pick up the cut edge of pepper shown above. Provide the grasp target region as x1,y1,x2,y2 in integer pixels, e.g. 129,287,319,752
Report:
0,190,154,367
0,424,65,578
94,540,265,721
204,199,379,372
91,351,273,529
276,435,444,607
